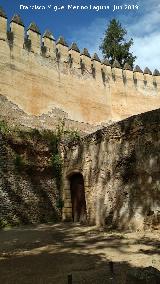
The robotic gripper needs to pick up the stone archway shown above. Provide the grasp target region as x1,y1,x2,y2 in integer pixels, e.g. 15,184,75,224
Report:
69,173,87,223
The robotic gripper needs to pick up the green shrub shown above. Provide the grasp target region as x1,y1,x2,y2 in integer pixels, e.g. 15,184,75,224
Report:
14,154,25,171
64,128,81,142
0,121,9,135
0,218,9,229
51,153,62,176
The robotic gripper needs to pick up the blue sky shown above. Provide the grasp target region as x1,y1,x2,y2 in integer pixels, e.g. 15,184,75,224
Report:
1,0,160,71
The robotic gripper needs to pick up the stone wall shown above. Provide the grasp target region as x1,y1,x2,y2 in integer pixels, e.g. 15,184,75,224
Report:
0,125,62,227
0,10,160,129
0,94,100,135
62,108,160,230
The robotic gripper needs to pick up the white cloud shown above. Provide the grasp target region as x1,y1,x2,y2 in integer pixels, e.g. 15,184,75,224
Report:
68,0,160,71
131,32,160,71
127,0,160,70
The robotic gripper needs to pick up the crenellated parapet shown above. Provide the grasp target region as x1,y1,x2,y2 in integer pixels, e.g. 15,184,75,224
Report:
56,36,69,64
68,42,80,69
10,14,25,48
42,30,56,58
0,6,7,41
26,22,41,54
0,7,160,91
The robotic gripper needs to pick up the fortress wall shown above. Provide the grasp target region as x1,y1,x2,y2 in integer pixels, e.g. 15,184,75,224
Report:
0,40,111,124
0,12,160,126
62,108,160,230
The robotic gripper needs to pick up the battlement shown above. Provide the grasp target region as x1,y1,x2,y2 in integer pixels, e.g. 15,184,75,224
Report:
0,9,160,86
0,7,160,126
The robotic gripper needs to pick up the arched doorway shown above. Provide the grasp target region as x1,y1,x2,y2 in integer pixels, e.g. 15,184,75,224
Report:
69,173,87,223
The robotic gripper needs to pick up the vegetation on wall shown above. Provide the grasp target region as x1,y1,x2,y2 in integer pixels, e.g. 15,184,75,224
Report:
42,118,81,208
0,120,9,134
14,154,25,171
0,119,81,227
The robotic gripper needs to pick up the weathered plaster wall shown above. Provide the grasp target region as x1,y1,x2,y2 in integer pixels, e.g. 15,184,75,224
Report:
0,39,111,125
0,126,61,227
0,94,101,135
0,13,160,128
62,108,160,230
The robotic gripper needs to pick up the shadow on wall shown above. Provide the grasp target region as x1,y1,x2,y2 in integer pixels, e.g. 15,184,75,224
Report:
66,109,160,230
1,170,60,226
105,112,160,230
0,130,62,228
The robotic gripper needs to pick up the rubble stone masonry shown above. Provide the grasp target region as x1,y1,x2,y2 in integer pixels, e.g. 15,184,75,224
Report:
62,109,160,230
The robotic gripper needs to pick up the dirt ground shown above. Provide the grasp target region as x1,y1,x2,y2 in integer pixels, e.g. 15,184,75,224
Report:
0,223,159,284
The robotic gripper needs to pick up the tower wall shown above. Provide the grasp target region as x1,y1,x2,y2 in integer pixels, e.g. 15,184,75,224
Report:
0,12,160,126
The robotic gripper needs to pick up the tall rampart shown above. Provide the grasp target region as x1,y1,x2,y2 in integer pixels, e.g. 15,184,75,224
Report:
0,8,160,127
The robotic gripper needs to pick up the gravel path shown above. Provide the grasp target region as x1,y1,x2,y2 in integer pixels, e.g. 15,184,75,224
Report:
0,223,159,283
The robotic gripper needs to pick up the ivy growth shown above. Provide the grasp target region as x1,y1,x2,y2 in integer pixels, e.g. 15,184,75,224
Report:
14,154,25,171
45,119,81,210
0,120,9,135
0,119,81,216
